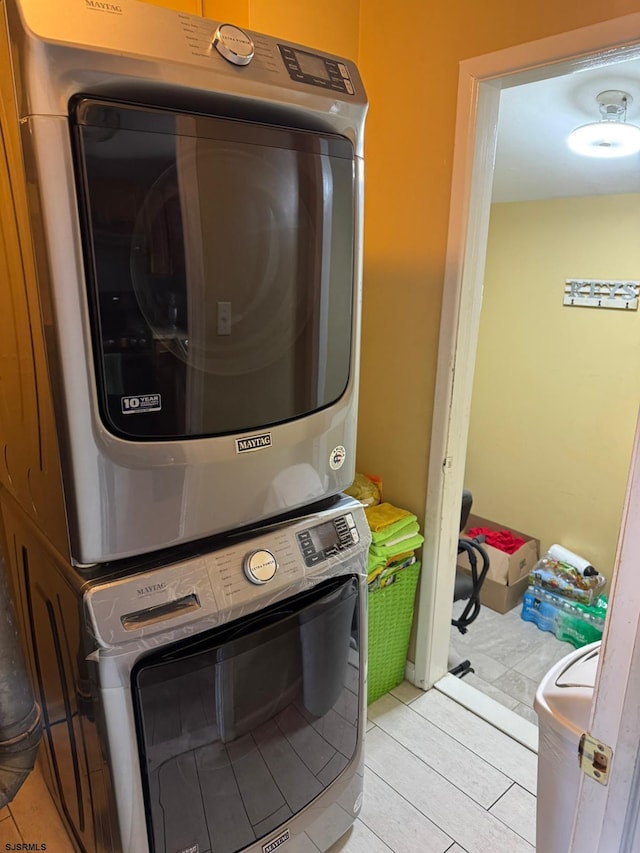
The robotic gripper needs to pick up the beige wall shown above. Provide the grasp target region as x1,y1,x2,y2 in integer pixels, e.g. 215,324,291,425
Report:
466,195,640,585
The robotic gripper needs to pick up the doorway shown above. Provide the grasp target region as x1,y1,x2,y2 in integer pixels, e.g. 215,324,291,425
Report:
446,61,640,724
411,11,640,728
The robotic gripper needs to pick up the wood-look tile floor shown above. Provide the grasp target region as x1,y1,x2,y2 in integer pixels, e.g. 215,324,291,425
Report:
0,681,537,853
333,683,536,852
449,599,576,724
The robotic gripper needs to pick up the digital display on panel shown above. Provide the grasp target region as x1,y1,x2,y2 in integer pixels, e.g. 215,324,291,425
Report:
296,51,330,81
309,521,339,552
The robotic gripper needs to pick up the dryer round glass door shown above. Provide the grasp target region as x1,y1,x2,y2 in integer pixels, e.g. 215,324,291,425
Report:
131,575,361,853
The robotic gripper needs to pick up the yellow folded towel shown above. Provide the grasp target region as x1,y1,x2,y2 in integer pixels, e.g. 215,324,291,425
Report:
365,502,416,534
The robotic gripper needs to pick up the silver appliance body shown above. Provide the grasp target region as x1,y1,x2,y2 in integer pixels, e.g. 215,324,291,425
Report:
13,494,370,853
4,0,367,566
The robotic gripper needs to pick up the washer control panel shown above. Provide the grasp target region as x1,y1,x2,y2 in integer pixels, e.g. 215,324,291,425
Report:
297,513,360,567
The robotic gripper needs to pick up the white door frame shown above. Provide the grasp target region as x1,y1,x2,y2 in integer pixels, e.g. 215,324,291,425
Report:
413,12,640,687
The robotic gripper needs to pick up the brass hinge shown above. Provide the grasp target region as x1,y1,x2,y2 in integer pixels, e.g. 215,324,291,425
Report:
579,733,612,785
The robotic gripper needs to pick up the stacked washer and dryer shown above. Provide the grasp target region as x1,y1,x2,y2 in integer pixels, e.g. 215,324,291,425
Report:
0,2,369,852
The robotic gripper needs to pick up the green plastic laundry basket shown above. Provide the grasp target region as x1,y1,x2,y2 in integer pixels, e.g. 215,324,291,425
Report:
367,561,421,705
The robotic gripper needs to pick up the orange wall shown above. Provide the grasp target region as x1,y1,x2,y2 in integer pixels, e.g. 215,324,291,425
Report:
355,0,640,520
202,1,359,59
142,1,359,58
143,0,202,14
203,0,248,26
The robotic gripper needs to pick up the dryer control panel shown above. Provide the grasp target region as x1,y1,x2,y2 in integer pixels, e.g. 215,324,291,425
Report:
296,513,360,567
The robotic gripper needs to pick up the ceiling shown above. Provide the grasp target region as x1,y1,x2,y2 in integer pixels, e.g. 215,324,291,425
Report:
492,56,640,202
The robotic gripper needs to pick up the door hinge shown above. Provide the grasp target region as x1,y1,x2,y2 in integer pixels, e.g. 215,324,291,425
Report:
579,733,612,785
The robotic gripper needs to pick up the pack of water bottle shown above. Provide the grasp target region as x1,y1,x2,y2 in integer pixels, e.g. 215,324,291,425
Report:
527,543,606,605
521,585,607,648
521,544,608,648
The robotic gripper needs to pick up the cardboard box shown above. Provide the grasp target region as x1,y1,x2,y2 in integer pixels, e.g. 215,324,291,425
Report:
469,572,531,614
457,514,539,614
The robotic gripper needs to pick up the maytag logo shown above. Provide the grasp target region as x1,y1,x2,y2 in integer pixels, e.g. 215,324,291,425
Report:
236,433,272,453
262,829,289,853
85,0,123,12
137,582,167,597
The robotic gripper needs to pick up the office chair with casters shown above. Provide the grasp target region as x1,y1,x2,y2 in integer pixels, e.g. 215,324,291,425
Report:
449,490,490,679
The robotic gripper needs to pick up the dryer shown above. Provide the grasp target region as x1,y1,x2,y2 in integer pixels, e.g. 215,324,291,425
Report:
4,493,370,853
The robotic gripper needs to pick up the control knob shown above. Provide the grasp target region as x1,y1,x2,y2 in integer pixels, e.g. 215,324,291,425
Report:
212,24,254,66
243,549,278,584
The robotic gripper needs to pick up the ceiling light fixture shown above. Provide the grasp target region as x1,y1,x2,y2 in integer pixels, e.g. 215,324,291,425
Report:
568,90,640,158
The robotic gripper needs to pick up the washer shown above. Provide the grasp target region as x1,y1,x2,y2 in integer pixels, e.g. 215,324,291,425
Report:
1,0,368,565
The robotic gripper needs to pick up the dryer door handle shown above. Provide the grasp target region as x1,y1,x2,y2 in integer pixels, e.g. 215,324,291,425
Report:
121,593,201,631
